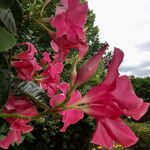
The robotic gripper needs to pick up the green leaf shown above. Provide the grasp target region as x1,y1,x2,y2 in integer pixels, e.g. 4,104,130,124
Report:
0,53,11,109
0,27,16,51
11,79,50,110
0,9,17,34
25,133,35,142
0,134,5,140
0,0,14,10
0,123,9,134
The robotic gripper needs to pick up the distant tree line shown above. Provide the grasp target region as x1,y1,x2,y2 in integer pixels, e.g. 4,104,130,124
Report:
130,76,150,122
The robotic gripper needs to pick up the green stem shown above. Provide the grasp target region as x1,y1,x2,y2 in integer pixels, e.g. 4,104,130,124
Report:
39,23,54,37
0,108,59,121
32,109,52,120
66,103,88,111
70,56,78,88
40,0,52,17
0,113,30,120
35,17,51,24
54,57,79,109
54,85,76,109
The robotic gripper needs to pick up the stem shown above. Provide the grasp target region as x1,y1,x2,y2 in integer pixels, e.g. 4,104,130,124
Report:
0,107,60,121
54,57,79,109
8,49,13,66
70,56,78,88
36,17,51,24
40,0,52,17
32,108,53,120
0,113,30,120
66,105,87,111
39,23,55,38
54,85,76,109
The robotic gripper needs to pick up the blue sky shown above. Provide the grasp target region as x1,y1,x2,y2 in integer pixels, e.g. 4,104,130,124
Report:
88,0,150,77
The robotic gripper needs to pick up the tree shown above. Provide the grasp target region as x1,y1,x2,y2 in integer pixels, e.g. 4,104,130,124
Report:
130,76,150,122
130,76,150,103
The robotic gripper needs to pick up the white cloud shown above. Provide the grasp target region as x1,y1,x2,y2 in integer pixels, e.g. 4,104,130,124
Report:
88,0,150,76
136,41,150,52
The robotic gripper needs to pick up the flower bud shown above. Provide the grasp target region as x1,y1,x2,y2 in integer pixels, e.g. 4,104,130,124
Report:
75,43,109,86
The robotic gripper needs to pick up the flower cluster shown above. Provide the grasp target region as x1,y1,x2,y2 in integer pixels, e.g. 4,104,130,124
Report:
0,0,149,149
0,95,38,149
50,0,88,61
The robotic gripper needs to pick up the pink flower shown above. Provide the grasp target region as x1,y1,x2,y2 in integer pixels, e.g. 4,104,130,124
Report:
51,36,87,62
50,82,84,132
38,52,63,97
11,42,42,80
50,0,88,61
82,48,149,120
77,48,149,148
52,0,88,40
0,95,38,149
91,118,138,149
75,43,109,86
0,131,21,149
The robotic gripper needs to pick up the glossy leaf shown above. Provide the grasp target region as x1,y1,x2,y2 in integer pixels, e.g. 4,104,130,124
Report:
0,9,17,34
0,27,16,51
11,79,50,109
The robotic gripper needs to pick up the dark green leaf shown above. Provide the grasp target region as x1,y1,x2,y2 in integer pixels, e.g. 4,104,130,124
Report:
0,0,14,10
0,26,16,51
0,9,17,34
25,133,35,142
11,79,50,109
0,53,11,109
0,135,5,140
0,123,9,134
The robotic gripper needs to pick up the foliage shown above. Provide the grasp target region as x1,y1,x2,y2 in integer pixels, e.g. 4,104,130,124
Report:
0,0,20,52
130,76,150,103
130,76,150,122
0,9,17,34
0,27,16,51
128,122,150,150
85,10,102,59
0,53,11,109
8,115,96,150
0,0,14,10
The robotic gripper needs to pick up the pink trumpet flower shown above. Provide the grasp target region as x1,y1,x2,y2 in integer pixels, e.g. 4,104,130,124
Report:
78,48,149,149
11,42,42,81
75,43,109,86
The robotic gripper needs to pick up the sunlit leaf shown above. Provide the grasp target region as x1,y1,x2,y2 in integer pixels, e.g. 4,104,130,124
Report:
11,79,50,110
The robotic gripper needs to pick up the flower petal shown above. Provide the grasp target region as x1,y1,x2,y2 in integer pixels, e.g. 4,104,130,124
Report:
91,118,138,149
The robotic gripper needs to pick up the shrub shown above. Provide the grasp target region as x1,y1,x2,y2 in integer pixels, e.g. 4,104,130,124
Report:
128,122,150,150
